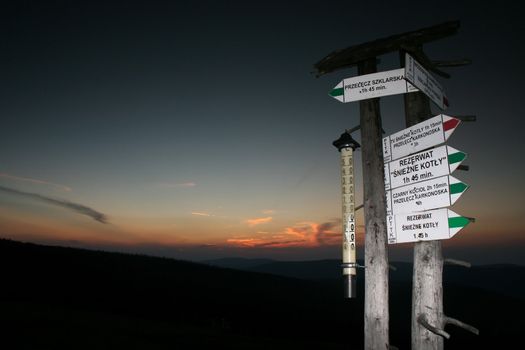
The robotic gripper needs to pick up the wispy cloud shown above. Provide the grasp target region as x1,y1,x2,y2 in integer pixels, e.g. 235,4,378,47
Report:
157,182,196,188
262,209,275,215
226,237,305,248
226,238,262,247
0,185,108,224
0,172,71,192
191,211,212,217
245,216,273,227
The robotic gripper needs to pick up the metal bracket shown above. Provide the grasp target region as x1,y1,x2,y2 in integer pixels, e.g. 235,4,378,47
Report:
341,262,366,269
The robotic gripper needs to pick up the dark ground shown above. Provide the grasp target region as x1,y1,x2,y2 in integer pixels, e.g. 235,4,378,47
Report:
1,238,523,349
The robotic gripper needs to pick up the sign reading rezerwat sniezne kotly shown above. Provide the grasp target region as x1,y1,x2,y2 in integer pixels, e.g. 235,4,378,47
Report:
382,114,460,163
384,145,467,190
386,175,468,215
387,208,470,244
329,68,418,103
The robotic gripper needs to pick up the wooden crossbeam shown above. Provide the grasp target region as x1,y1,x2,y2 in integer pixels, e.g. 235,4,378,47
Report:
314,21,460,77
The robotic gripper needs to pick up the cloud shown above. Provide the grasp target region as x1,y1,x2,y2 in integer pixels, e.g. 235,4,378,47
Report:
262,209,275,215
256,240,308,248
226,238,262,247
191,211,212,217
226,237,306,248
0,172,71,192
0,185,108,224
228,219,342,249
245,216,273,227
285,220,341,246
314,221,340,245
284,222,313,239
158,182,196,188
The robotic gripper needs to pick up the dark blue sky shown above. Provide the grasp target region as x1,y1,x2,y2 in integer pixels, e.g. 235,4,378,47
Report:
0,0,524,264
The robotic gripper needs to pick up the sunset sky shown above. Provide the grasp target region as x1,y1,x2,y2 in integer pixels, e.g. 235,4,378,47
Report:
1,0,524,264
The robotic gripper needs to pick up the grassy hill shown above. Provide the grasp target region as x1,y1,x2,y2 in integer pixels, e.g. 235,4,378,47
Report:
1,238,523,349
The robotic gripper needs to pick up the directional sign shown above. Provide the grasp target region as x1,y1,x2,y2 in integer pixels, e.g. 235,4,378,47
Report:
405,53,448,110
384,145,466,190
329,68,418,103
387,208,470,244
386,175,468,215
382,114,460,162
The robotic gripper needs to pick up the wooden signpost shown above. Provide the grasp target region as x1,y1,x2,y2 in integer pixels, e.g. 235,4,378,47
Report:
315,20,478,350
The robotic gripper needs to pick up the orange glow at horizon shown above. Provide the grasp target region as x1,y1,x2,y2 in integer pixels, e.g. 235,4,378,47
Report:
227,220,344,249
1,200,523,257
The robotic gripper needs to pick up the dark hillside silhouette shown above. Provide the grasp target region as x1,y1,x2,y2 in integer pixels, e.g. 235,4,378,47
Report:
1,238,522,349
206,258,525,299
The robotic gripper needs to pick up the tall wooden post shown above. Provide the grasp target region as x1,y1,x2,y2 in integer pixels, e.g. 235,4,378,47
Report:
359,57,390,350
411,240,444,350
401,50,444,349
313,22,461,350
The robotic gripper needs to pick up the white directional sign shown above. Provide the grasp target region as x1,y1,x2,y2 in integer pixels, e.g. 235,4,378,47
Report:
329,68,418,103
382,114,460,163
387,208,470,244
384,145,467,191
386,175,468,215
405,53,448,110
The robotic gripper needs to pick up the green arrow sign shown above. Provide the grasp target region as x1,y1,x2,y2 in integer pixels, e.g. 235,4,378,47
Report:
388,208,471,244
384,145,467,190
386,175,469,215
